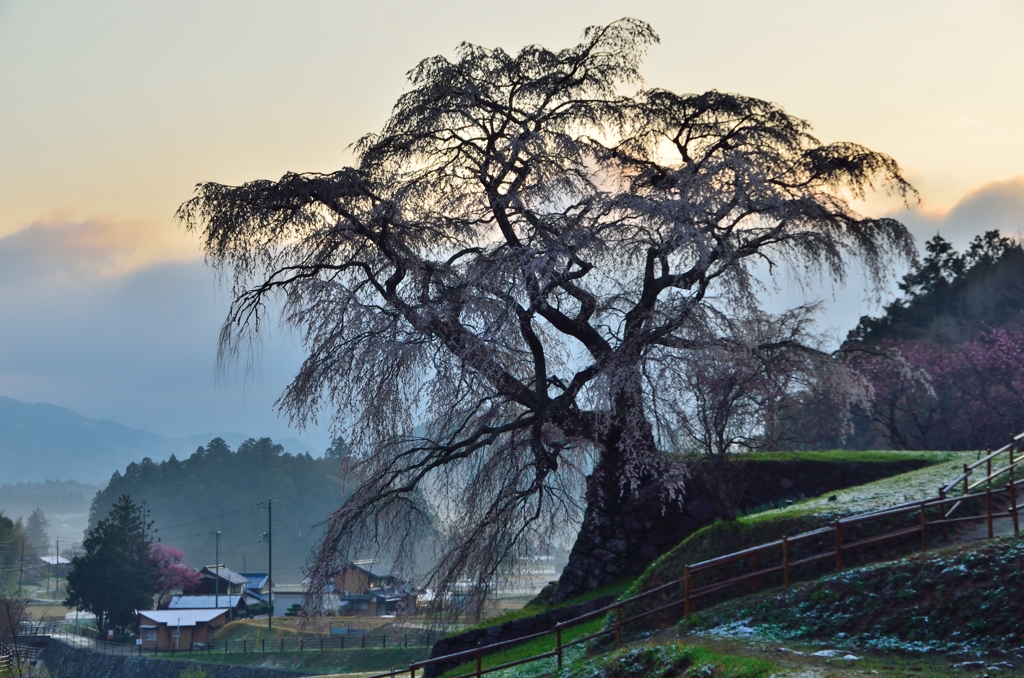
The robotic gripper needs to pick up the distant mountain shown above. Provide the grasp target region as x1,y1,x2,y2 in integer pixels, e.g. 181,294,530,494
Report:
0,396,322,484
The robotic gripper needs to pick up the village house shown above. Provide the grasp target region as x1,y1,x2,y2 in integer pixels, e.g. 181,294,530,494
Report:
238,571,273,608
190,565,249,596
168,594,246,621
137,608,228,650
333,560,416,617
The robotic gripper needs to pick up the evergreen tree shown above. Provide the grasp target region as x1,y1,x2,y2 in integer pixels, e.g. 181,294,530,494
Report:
848,230,1023,344
0,513,26,590
65,495,156,637
25,508,50,556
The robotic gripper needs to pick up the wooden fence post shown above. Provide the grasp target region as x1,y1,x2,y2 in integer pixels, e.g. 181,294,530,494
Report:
782,536,789,587
556,623,563,670
683,565,690,618
834,520,843,571
475,641,482,678
750,552,758,594
615,604,623,647
1011,480,1020,535
987,487,994,539
920,501,928,551
964,464,970,496
939,488,948,541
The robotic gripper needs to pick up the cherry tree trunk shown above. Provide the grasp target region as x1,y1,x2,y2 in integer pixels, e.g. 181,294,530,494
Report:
553,415,705,601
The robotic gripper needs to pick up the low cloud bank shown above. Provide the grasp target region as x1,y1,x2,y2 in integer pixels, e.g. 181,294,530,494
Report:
0,215,325,446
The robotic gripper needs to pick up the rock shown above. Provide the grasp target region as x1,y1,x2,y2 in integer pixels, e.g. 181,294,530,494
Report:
685,498,715,521
953,661,987,669
606,539,628,554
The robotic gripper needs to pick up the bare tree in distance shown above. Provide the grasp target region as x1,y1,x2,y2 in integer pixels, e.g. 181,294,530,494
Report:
668,306,870,519
177,18,916,612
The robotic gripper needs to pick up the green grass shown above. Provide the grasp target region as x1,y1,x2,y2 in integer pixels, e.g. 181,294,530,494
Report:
211,620,300,642
558,642,778,678
456,579,634,636
149,646,429,674
746,449,953,464
441,617,605,677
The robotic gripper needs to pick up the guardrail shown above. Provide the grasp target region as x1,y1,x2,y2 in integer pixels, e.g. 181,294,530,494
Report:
0,642,36,671
363,440,1024,678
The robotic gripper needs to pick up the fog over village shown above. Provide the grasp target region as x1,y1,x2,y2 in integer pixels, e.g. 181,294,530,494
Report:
2,3,1024,677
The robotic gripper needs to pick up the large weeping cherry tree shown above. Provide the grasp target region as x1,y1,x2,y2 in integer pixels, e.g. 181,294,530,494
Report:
177,18,916,614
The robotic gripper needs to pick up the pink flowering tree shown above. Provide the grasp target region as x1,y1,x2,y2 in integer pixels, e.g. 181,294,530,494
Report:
853,328,1024,450
150,543,201,608
924,328,1024,449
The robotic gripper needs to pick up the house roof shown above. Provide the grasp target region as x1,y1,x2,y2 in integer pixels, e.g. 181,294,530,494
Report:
138,609,226,627
39,556,70,565
169,595,243,609
239,572,269,589
348,561,394,578
200,566,250,586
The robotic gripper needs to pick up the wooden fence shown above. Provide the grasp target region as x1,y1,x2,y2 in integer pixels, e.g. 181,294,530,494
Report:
365,439,1024,678
37,629,437,658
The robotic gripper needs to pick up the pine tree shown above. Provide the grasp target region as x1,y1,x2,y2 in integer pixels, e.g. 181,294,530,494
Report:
64,495,156,637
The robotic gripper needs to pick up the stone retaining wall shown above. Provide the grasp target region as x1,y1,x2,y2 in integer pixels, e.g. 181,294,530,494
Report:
36,639,312,678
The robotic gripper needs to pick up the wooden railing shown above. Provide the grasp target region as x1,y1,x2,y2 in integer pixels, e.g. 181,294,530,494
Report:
364,441,1024,678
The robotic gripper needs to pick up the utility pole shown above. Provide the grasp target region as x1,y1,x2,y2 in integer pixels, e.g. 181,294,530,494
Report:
215,530,221,610
55,539,59,598
257,499,273,629
18,538,24,595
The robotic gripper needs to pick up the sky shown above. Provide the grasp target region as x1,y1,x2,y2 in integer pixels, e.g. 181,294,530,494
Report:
1,0,1023,448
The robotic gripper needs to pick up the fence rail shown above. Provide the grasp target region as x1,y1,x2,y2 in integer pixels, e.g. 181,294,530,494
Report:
29,629,438,659
363,438,1024,678
0,642,36,671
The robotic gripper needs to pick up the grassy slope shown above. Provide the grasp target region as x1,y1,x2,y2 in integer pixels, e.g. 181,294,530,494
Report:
455,580,635,635
625,450,975,600
683,534,1024,654
440,452,964,676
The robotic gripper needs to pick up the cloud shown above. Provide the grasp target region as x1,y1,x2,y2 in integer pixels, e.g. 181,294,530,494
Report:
894,176,1024,250
0,212,199,285
0,219,326,447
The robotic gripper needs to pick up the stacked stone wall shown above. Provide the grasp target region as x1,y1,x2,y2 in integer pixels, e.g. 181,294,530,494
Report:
36,639,311,678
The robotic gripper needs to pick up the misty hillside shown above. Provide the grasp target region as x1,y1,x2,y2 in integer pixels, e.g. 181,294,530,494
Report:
0,396,322,484
90,437,351,584
0,479,100,543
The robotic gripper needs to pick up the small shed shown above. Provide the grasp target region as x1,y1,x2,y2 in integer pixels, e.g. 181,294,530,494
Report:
137,608,228,650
